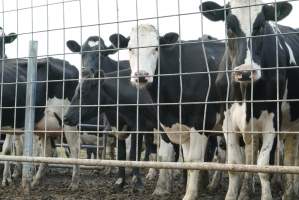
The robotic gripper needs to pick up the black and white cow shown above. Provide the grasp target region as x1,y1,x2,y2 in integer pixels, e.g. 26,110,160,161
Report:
0,57,79,188
109,25,225,200
201,1,299,199
64,68,168,192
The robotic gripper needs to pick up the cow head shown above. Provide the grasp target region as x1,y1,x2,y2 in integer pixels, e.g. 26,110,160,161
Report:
110,24,178,88
67,36,117,77
0,27,17,58
200,0,292,83
64,70,105,126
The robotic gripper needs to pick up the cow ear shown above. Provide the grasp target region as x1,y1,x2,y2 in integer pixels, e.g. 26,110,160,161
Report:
67,40,81,53
160,32,179,45
102,45,117,56
109,34,129,48
4,33,17,44
200,1,227,21
263,2,292,21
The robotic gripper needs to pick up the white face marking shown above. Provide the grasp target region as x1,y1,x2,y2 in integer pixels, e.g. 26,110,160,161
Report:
88,40,99,48
128,24,159,85
231,0,263,78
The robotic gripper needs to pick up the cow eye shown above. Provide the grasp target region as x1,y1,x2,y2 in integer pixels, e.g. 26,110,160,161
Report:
128,48,132,51
155,47,158,51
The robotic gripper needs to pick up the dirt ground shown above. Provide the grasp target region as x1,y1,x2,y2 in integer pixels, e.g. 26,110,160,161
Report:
0,164,284,200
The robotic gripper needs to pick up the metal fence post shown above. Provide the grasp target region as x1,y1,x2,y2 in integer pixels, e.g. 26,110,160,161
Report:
22,40,38,193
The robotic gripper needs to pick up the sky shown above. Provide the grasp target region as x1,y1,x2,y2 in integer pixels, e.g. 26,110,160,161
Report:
0,0,298,71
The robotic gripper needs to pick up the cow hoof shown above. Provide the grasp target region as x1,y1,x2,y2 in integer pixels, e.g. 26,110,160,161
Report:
282,187,295,200
68,183,79,191
152,187,170,196
238,179,251,200
182,193,197,200
31,178,39,188
2,178,12,187
132,176,144,193
113,178,126,192
261,194,273,200
146,168,157,180
207,182,219,192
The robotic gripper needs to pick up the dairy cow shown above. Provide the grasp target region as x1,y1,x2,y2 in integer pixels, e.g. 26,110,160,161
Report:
201,1,299,199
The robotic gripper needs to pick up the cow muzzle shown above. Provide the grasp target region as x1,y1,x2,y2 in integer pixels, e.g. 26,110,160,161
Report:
232,64,259,83
133,71,150,85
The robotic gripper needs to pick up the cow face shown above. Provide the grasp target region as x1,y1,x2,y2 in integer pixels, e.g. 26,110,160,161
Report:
64,71,105,126
109,25,178,88
0,27,17,58
67,37,116,77
200,0,292,83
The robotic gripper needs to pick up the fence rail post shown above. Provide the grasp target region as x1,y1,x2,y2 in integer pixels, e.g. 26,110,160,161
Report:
22,40,38,193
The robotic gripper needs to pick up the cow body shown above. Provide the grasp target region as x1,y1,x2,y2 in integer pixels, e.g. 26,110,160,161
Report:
201,1,299,199
64,68,163,192
110,25,225,199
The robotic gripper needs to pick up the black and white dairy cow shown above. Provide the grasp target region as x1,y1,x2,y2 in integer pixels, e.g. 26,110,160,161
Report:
0,57,79,188
109,24,225,200
201,0,299,199
64,68,164,192
65,36,161,192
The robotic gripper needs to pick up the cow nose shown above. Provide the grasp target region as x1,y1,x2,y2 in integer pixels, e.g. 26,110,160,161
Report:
233,64,258,82
134,71,149,83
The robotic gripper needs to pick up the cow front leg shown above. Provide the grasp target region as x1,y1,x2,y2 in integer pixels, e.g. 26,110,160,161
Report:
282,134,297,200
114,139,126,192
224,114,243,200
153,136,176,195
64,125,80,191
32,136,53,187
12,135,23,179
258,133,275,200
2,135,12,186
294,136,299,197
208,136,226,192
239,134,258,200
182,128,208,200
130,133,144,193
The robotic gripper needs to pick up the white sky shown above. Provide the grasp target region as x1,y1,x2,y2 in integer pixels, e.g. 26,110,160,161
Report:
0,0,298,70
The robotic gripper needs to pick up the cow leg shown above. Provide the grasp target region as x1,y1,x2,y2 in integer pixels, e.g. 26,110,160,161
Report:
32,136,53,187
282,134,297,200
153,136,175,195
182,129,208,200
114,138,126,192
257,133,275,200
2,135,12,186
207,136,226,192
144,133,158,180
239,135,258,200
224,117,243,200
64,125,80,191
130,133,144,193
12,135,23,179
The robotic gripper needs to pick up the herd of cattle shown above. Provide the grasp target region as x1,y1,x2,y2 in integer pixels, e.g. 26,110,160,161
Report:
0,0,298,200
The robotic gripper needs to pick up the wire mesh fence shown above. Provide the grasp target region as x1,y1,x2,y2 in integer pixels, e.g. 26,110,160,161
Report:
0,0,298,199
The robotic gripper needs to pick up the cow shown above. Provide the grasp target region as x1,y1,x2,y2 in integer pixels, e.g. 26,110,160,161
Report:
200,0,299,199
63,68,169,193
109,24,225,200
0,57,79,189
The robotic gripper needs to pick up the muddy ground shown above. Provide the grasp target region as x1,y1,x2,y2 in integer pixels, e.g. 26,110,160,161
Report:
0,165,284,200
